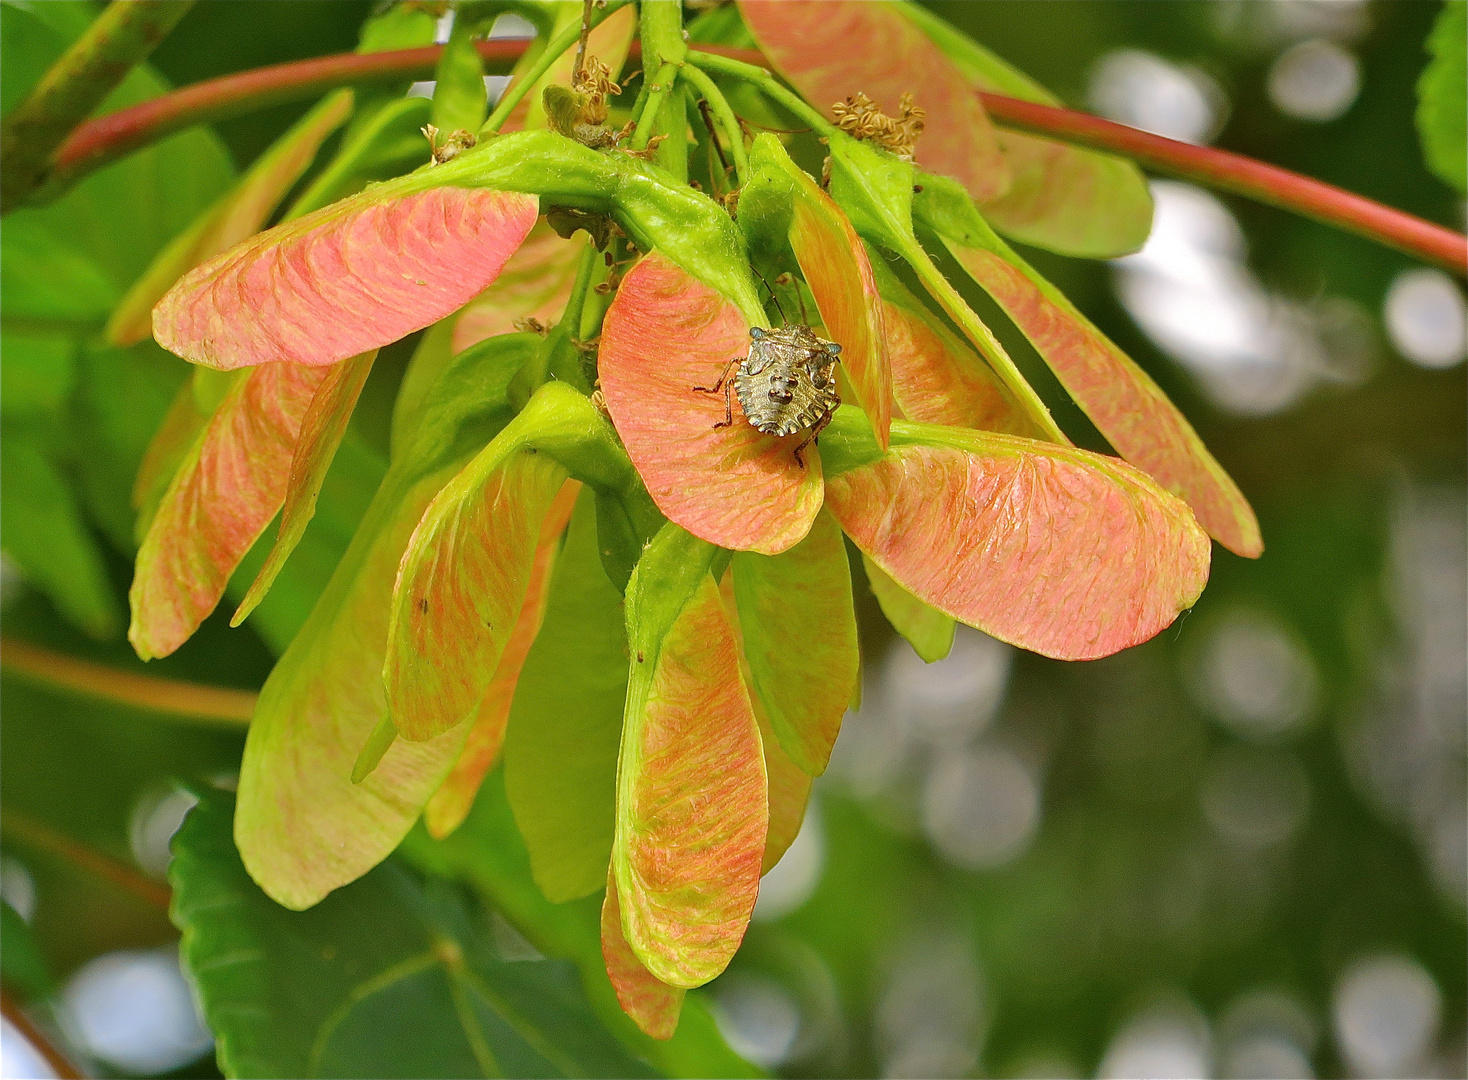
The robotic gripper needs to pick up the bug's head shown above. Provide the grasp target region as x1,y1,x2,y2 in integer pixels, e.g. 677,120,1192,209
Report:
750,327,766,340
826,342,842,356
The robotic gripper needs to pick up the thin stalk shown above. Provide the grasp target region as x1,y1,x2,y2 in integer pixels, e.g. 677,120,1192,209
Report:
481,0,630,135
693,90,732,188
564,236,600,341
0,0,195,210
679,60,749,183
684,50,833,137
0,636,255,726
630,61,680,150
905,248,1067,443
0,811,172,911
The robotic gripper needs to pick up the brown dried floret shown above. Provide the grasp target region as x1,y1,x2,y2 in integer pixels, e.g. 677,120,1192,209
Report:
422,123,477,165
831,91,925,161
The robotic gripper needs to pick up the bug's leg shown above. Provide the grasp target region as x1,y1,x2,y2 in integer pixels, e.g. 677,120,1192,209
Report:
693,358,741,395
791,408,833,468
712,378,735,429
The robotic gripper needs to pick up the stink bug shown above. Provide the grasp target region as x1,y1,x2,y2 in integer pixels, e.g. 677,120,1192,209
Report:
694,325,842,467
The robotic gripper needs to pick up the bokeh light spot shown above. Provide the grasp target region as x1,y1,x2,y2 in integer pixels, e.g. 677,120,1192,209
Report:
1384,270,1467,370
1267,39,1360,121
61,948,213,1075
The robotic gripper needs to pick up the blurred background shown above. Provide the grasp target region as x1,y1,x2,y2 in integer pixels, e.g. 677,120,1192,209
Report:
2,2,1463,1078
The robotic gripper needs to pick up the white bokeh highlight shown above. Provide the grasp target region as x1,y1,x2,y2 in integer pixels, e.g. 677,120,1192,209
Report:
752,798,825,922
60,948,212,1075
710,972,802,1070
1089,50,1226,144
1267,39,1360,121
1099,999,1213,1080
1114,182,1372,416
1384,270,1467,369
1332,954,1441,1077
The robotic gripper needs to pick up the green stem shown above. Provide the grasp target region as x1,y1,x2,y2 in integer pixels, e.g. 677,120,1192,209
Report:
684,50,833,137
679,60,748,183
564,236,600,339
630,61,679,150
904,245,1068,443
1,0,196,210
480,0,630,135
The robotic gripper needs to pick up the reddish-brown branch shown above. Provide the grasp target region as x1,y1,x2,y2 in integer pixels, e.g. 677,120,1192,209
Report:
0,990,84,1080
37,41,1467,274
976,93,1467,275
0,811,172,911
1,636,256,726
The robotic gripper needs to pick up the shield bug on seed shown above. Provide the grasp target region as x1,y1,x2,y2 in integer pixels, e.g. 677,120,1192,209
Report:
693,324,842,467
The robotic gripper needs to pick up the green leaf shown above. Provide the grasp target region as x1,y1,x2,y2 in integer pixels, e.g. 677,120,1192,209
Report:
171,787,654,1079
0,429,118,638
1,899,54,1001
0,215,118,324
504,491,625,904
0,330,75,417
401,772,761,1078
73,340,194,553
1417,0,1467,194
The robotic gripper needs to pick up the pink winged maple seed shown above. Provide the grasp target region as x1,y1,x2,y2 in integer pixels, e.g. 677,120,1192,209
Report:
738,0,1009,202
130,361,330,660
423,480,581,839
602,868,686,1040
154,187,538,370
616,575,767,988
948,241,1263,557
234,350,377,626
451,220,581,352
598,252,823,555
109,91,353,347
384,450,570,742
880,285,1032,435
786,172,893,448
827,440,1211,661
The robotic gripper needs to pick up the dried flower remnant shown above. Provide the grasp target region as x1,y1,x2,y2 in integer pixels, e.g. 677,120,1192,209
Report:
421,123,476,165
544,54,625,150
832,91,926,161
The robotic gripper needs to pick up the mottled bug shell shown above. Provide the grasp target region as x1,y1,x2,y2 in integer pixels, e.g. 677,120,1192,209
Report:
734,326,842,438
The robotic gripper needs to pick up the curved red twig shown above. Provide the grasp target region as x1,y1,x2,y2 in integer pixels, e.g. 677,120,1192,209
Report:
44,40,1466,274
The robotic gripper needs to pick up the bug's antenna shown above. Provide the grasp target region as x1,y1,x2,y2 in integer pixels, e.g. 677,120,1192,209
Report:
776,273,810,325
749,265,788,324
